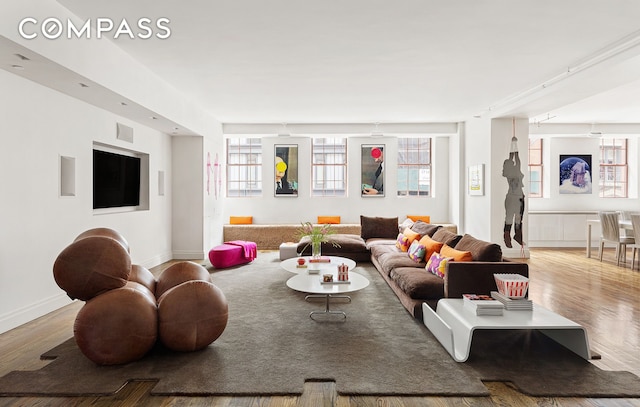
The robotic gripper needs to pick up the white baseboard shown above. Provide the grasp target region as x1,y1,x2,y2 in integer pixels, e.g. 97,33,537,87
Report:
136,251,174,269
527,241,587,248
0,293,73,335
172,250,205,260
502,247,531,259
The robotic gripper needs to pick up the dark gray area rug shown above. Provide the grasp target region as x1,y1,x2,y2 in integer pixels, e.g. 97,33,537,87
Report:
0,251,638,397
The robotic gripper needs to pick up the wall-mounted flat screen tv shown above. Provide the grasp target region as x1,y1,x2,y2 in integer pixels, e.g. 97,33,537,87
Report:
93,149,141,209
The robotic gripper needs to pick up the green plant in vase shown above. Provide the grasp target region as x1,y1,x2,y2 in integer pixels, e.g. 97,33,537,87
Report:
297,221,340,258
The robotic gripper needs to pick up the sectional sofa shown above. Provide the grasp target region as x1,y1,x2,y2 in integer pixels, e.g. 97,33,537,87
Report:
297,216,529,320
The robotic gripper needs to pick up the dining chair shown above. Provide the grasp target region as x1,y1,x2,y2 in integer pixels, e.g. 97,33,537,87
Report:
618,211,640,239
628,214,640,270
598,211,635,266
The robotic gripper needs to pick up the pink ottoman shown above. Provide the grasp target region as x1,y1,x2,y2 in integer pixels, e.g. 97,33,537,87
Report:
209,241,257,269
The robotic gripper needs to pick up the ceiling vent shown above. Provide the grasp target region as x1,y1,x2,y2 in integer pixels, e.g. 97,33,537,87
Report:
588,124,602,138
116,123,134,143
371,122,383,137
277,123,290,137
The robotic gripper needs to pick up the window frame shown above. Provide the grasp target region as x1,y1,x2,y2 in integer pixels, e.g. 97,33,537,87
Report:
396,137,432,197
599,138,628,198
226,137,262,197
528,138,543,198
311,137,347,197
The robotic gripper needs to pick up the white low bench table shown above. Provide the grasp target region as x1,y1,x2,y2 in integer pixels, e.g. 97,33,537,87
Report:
422,299,592,362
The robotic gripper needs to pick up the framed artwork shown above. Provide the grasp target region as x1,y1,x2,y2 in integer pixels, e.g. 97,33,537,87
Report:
275,144,298,197
468,164,484,196
559,154,592,194
361,144,384,197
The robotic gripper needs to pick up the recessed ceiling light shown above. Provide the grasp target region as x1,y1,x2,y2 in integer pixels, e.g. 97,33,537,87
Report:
150,116,158,120
10,64,24,70
120,102,127,106
14,53,30,61
79,82,89,88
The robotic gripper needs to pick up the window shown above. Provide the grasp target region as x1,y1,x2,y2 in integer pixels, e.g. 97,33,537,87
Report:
528,138,543,198
311,138,347,196
397,138,431,196
599,138,628,198
226,138,262,197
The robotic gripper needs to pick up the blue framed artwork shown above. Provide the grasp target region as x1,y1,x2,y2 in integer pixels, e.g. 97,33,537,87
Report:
559,154,592,194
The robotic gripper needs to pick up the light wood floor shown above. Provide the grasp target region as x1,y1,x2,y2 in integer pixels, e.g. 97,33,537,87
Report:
1,248,639,407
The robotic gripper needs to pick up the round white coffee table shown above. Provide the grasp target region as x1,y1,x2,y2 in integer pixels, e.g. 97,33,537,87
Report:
280,255,356,274
286,271,369,319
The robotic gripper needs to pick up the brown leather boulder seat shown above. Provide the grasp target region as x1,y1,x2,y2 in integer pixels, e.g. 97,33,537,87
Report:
155,261,212,297
74,227,130,252
155,261,229,351
53,228,228,365
129,264,157,296
74,282,158,365
53,235,131,301
157,279,229,351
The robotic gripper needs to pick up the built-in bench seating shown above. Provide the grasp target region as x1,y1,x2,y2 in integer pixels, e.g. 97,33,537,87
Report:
223,224,361,250
222,223,457,250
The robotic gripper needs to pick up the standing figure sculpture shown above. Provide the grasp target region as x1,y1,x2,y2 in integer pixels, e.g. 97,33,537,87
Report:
502,137,525,248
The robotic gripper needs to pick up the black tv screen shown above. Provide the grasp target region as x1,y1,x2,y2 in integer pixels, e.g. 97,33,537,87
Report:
93,149,141,209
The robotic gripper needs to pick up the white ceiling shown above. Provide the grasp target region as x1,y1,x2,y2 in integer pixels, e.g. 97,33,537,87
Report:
9,1,640,128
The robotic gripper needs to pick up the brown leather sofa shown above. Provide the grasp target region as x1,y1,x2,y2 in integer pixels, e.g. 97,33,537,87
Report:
297,217,529,320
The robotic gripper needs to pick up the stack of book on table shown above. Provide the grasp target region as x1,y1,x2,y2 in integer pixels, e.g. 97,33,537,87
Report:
462,294,504,316
490,291,533,311
308,256,331,263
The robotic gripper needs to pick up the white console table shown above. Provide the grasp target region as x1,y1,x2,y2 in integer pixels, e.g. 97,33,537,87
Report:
422,299,591,362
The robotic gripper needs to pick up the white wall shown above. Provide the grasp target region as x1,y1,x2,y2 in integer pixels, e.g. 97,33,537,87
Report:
221,136,453,226
0,69,173,334
528,136,640,211
171,137,204,259
170,132,225,263
204,133,225,255
462,118,493,240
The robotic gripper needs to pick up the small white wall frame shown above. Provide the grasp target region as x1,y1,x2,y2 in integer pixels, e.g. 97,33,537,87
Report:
158,170,165,196
59,155,76,197
468,164,484,196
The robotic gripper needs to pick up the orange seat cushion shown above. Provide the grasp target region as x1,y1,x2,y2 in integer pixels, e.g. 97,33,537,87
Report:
407,215,431,223
317,216,341,224
230,216,253,225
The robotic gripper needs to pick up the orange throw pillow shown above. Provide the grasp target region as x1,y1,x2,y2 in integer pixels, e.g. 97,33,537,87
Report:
440,244,473,261
402,227,421,244
418,235,444,261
